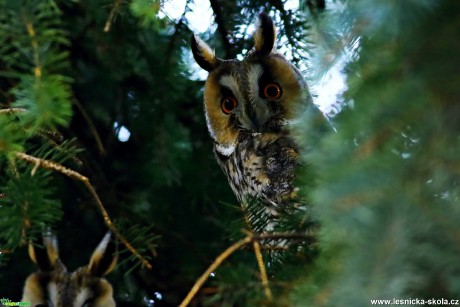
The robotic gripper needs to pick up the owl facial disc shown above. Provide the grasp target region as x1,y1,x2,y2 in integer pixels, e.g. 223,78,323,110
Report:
192,13,311,158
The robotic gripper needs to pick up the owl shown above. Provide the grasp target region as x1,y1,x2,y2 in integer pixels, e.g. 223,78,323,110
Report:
22,232,117,306
191,13,318,233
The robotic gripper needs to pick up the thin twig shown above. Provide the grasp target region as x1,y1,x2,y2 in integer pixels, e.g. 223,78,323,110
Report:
241,202,273,300
14,152,153,270
72,98,106,155
252,240,273,302
179,236,253,307
0,108,27,114
179,230,315,305
33,130,84,168
104,0,123,32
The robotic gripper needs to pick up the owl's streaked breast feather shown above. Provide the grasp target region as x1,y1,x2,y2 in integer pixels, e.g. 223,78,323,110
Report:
216,130,300,204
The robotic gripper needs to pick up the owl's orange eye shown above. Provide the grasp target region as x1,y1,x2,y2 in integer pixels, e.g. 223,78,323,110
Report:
263,83,282,100
221,97,237,114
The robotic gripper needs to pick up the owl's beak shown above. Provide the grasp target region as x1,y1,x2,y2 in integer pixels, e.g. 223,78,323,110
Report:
249,100,273,131
238,99,274,132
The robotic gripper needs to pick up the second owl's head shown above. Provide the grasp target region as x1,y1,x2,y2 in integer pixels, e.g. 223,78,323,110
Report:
191,13,312,157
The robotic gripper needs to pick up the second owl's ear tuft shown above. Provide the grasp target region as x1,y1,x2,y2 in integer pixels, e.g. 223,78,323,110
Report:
191,35,220,72
88,232,117,277
253,12,276,55
28,232,61,272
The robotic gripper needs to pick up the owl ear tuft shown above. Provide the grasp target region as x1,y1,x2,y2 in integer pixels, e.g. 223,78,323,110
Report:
253,12,276,55
28,232,64,272
88,232,117,277
191,35,220,72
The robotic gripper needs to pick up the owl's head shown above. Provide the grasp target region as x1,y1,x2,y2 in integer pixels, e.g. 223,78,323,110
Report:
191,13,312,157
22,232,117,307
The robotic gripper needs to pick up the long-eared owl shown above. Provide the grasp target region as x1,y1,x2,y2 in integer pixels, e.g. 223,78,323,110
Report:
191,13,317,232
22,232,117,306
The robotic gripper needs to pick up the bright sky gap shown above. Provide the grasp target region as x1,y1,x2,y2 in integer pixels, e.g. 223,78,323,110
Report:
160,0,348,115
116,1,348,142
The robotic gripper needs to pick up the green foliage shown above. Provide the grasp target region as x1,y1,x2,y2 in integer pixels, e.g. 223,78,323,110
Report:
12,74,72,129
0,117,24,157
0,170,62,251
1,0,458,305
0,0,70,72
0,0,72,131
296,0,460,305
115,221,158,274
129,0,165,28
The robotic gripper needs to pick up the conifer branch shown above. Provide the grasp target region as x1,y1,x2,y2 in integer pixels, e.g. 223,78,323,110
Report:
180,230,313,306
13,152,153,270
104,0,123,32
179,236,253,307
33,131,84,168
240,203,273,302
252,239,273,302
0,108,26,114
25,22,42,78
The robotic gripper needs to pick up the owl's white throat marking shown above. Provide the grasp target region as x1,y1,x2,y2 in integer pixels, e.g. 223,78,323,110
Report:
47,282,58,305
215,143,236,157
75,287,91,307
